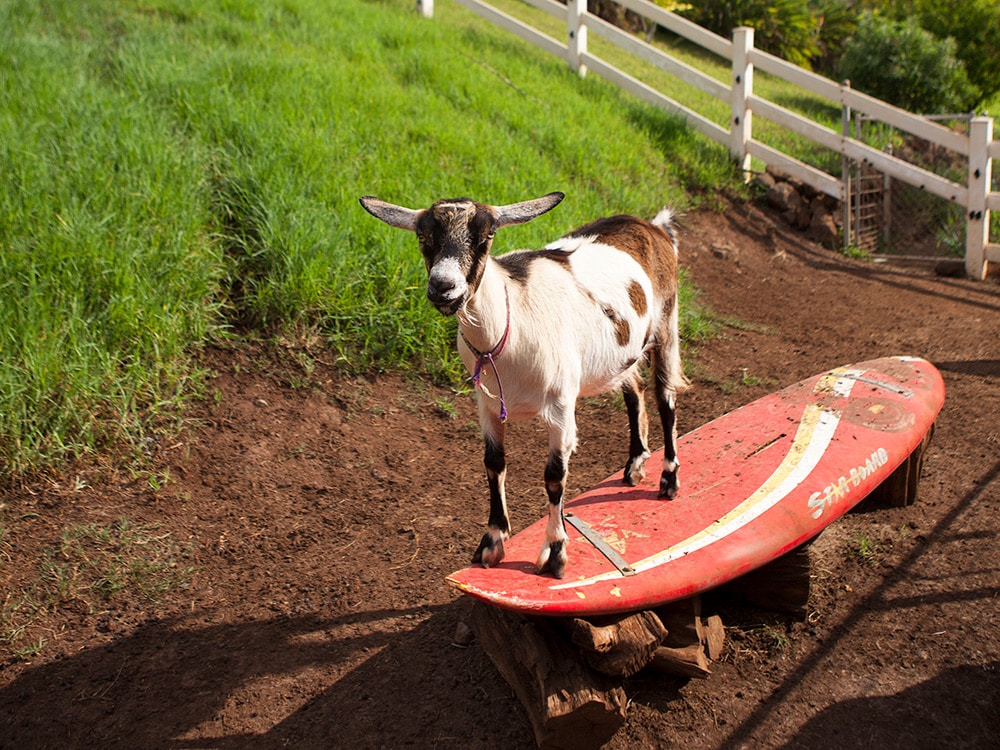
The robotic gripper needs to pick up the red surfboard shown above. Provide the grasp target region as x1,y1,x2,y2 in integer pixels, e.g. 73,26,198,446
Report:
447,356,945,616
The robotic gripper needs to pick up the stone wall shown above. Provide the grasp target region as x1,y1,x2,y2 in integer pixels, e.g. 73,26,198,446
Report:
755,166,841,250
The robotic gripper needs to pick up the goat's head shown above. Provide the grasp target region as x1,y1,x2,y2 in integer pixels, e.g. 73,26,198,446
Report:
360,192,564,315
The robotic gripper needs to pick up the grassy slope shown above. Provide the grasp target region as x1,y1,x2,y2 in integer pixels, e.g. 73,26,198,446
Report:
0,0,745,476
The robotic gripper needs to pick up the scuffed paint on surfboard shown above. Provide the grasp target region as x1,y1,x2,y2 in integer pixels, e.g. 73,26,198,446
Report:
446,356,945,615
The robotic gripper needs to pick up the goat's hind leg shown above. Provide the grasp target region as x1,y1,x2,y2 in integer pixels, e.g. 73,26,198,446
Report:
622,370,651,486
652,300,687,499
472,418,509,568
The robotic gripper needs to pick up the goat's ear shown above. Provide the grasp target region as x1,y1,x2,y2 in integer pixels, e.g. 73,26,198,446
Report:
493,192,564,227
359,196,420,232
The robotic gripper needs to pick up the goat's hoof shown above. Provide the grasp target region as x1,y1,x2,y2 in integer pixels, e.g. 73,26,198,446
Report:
536,539,567,579
623,451,650,486
658,470,679,499
472,532,505,568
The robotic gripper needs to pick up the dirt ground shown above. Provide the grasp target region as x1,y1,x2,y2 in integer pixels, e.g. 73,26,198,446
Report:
1,199,998,749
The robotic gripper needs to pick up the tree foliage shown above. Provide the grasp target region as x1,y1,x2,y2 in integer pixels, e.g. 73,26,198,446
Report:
885,0,1000,107
672,0,996,109
836,12,976,113
678,0,820,67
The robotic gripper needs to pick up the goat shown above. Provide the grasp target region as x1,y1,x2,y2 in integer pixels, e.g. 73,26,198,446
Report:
359,192,686,578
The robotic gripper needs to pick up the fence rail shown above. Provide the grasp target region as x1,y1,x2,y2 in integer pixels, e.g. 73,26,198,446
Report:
420,0,998,279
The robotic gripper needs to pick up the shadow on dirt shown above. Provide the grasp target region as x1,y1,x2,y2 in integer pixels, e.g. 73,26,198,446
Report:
781,661,1000,749
723,458,1000,748
717,209,1000,316
0,599,530,750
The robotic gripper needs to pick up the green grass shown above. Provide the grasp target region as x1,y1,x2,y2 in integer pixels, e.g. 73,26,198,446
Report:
0,0,746,478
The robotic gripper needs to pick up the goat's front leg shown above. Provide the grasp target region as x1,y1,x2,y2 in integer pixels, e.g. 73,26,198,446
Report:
536,409,575,579
472,415,509,568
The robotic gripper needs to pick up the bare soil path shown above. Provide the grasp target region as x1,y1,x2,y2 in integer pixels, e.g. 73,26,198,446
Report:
1,200,998,748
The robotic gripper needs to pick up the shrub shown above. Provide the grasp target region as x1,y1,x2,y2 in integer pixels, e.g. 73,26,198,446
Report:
837,13,976,113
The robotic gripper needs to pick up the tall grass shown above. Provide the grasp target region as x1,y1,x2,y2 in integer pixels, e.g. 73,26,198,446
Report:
0,0,744,477
0,0,221,473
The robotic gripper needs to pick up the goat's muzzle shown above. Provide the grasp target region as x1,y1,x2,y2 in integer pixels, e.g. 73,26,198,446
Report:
430,295,463,316
427,276,465,315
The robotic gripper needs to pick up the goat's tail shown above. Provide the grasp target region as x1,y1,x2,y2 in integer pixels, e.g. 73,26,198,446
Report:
651,207,678,252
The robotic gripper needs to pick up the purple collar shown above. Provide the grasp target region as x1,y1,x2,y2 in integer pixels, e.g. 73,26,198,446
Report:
461,287,511,422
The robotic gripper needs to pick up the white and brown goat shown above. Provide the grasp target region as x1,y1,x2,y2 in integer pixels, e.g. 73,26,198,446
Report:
360,192,686,578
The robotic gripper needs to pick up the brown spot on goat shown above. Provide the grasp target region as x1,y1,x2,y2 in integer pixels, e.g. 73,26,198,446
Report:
628,280,647,317
603,306,631,347
568,215,678,299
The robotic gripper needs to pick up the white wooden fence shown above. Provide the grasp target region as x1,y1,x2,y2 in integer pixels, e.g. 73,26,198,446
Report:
418,0,999,279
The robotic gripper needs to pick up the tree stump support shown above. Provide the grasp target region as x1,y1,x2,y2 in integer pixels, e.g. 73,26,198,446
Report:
865,424,934,508
468,602,627,750
469,594,726,748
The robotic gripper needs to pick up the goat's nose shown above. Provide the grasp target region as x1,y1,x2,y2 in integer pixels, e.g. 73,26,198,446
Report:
427,275,458,303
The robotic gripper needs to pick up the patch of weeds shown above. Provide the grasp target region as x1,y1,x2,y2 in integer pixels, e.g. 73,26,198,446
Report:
285,443,308,460
54,519,194,602
13,638,46,660
847,531,890,566
700,367,777,394
726,621,793,663
332,384,369,420
433,397,458,419
840,245,872,261
1,518,196,661
294,350,316,377
718,316,778,336
146,468,172,492
0,513,10,568
738,623,792,659
756,624,791,656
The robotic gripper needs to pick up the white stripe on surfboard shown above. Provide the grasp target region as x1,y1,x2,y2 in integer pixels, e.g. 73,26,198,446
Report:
550,369,863,591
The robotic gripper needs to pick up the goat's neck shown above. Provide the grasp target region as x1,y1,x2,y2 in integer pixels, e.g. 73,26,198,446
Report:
458,258,509,355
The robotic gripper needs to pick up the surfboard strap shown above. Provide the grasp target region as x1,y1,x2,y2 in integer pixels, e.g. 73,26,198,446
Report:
564,512,636,576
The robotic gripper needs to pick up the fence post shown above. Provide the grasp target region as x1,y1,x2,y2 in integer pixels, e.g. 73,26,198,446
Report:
567,0,587,77
966,116,993,280
730,27,754,178
417,0,433,18
841,81,853,249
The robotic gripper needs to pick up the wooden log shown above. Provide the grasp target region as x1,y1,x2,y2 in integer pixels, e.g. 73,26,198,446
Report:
656,595,704,648
469,602,627,750
900,423,934,506
703,614,726,661
644,596,721,678
567,610,667,678
717,538,814,618
647,643,712,679
864,423,934,508
873,455,912,507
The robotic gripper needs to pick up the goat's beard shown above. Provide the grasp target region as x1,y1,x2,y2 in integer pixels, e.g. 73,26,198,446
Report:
455,301,477,327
